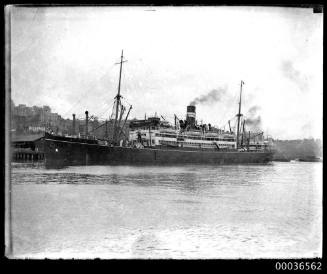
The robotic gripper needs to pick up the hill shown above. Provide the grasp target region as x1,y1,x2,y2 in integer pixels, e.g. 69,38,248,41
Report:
272,139,322,161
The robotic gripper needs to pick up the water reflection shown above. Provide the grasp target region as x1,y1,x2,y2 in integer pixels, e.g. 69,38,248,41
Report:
12,163,272,190
111,174,120,184
11,162,322,258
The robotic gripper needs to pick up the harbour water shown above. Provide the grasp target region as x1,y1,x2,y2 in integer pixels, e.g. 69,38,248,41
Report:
9,162,322,259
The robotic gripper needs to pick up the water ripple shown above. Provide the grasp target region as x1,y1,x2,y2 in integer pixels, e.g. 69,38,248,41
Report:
10,162,322,259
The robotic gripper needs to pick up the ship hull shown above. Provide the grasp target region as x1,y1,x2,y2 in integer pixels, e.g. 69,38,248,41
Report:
41,136,274,168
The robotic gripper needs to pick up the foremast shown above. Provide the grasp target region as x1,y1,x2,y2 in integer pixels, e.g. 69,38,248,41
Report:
236,80,244,149
112,50,127,144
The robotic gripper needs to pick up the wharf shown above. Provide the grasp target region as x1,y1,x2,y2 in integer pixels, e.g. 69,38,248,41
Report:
12,148,44,162
11,133,45,162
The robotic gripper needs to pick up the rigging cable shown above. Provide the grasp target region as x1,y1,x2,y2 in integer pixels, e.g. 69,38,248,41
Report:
61,63,117,118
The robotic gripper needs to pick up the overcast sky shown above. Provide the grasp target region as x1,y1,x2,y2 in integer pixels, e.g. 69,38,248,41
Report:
10,6,322,139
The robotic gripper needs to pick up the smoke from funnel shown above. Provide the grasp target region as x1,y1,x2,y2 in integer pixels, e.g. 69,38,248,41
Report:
190,88,226,106
245,106,262,130
247,106,260,116
281,60,308,93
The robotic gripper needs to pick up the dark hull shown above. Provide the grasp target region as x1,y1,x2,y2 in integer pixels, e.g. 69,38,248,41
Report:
42,136,274,168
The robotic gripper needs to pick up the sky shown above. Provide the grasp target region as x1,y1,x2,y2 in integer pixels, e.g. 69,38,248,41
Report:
9,6,323,139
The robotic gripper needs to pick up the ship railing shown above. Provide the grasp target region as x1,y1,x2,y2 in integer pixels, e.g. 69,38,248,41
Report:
238,146,273,152
78,135,97,140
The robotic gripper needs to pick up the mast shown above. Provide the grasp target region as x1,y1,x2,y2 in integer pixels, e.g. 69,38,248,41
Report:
241,119,245,147
174,115,177,129
118,105,132,139
149,126,152,146
117,104,125,139
105,120,109,139
236,80,244,149
228,120,232,133
113,50,127,144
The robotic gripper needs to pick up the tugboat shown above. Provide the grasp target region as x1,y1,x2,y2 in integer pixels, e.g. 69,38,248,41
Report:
38,51,274,168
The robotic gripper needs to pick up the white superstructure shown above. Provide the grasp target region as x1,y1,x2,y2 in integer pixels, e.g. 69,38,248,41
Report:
129,126,237,149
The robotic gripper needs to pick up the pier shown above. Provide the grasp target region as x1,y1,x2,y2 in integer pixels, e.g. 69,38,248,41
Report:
12,149,44,162
11,133,45,162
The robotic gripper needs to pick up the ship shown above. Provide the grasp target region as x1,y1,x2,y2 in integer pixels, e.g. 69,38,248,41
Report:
36,51,274,168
